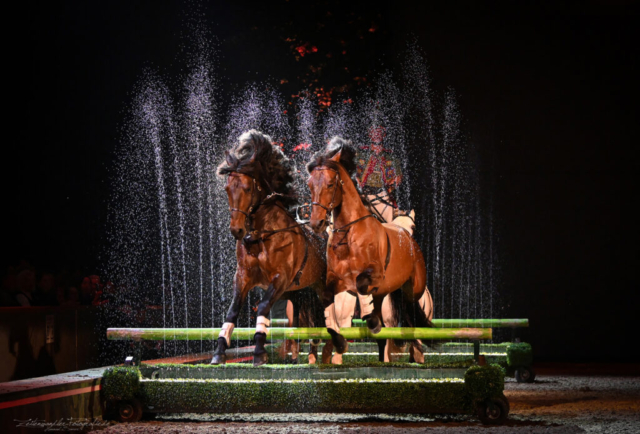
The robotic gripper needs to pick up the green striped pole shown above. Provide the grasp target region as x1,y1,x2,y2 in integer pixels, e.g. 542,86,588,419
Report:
107,327,492,341
351,318,529,328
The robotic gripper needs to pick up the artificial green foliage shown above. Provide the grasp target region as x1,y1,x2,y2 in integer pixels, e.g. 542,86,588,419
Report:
102,366,141,401
506,342,533,368
139,378,469,414
127,362,507,415
140,361,466,376
464,364,505,402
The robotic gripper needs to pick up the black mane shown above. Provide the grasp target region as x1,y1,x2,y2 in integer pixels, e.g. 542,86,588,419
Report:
218,129,298,207
306,136,359,185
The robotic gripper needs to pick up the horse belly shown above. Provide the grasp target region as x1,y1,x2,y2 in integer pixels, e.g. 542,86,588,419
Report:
377,225,420,292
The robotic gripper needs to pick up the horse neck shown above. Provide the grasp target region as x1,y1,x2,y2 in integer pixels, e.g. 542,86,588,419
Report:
333,166,370,227
253,201,290,230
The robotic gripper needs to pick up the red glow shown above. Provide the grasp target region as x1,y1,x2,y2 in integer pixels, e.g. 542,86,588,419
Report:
295,43,318,57
293,143,312,152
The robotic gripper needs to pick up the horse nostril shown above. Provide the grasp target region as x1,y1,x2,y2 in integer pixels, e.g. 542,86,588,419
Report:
231,227,245,240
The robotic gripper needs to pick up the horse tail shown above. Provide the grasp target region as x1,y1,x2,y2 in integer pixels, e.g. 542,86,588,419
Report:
387,288,404,327
402,285,433,329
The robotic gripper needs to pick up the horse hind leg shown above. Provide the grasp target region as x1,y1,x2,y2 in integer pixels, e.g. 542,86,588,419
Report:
381,292,406,362
330,291,357,364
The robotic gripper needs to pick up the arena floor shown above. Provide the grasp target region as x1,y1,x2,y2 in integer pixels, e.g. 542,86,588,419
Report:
90,364,640,434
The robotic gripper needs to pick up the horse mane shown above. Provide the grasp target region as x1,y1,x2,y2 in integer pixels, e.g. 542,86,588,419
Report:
306,137,360,190
217,129,298,207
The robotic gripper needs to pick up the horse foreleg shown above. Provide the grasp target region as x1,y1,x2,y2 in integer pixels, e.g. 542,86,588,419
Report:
253,275,287,366
211,276,248,365
356,291,381,334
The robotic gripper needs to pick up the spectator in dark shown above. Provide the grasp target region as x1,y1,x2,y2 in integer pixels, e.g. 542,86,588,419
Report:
15,270,36,306
80,277,94,305
34,272,58,306
56,286,67,306
62,286,80,306
1,266,19,306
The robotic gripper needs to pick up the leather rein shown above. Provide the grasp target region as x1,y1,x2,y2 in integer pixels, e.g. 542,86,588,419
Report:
227,172,309,286
310,166,391,273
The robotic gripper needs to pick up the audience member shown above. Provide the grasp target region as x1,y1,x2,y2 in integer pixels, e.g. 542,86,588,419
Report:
1,266,18,306
80,277,94,305
63,287,80,306
15,270,36,306
34,273,58,306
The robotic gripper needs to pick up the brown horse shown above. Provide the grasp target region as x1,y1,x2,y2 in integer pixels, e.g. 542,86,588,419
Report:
307,137,433,363
211,130,331,366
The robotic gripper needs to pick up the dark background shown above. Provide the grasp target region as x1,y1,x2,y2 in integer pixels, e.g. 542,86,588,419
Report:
9,1,639,361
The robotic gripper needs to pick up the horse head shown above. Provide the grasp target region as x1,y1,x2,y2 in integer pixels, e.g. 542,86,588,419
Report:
218,129,297,240
224,169,260,240
307,151,344,234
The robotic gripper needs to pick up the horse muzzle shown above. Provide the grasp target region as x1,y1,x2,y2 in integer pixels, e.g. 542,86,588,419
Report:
309,218,328,234
230,226,246,240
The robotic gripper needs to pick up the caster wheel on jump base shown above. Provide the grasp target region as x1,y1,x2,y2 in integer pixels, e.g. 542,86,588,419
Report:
476,396,509,425
116,398,143,423
515,366,536,383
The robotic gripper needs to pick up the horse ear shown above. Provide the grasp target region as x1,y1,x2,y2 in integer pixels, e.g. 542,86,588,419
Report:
329,148,342,162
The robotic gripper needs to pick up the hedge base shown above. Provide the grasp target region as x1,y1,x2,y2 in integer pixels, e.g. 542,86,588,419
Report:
102,363,508,424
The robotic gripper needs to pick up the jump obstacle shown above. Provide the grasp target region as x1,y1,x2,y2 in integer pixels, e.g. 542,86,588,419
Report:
102,318,531,425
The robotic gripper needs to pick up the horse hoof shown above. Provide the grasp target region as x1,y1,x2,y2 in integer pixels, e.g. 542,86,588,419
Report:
253,352,268,366
211,353,226,365
366,315,382,334
328,329,349,354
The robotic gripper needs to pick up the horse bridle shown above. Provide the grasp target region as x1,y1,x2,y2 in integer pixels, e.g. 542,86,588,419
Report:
311,166,378,234
227,173,262,219
227,171,310,286
310,167,344,216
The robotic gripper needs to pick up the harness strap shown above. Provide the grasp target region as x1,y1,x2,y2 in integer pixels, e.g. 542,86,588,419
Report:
293,238,309,286
243,202,311,289
384,233,391,272
332,214,377,233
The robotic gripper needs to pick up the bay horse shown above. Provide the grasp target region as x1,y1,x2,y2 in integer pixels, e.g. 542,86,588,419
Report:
211,130,331,366
307,137,433,363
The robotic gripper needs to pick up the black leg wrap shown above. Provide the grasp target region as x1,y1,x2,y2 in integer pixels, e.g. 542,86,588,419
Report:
253,332,268,366
327,329,349,354
253,332,267,355
363,314,382,334
211,337,228,365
